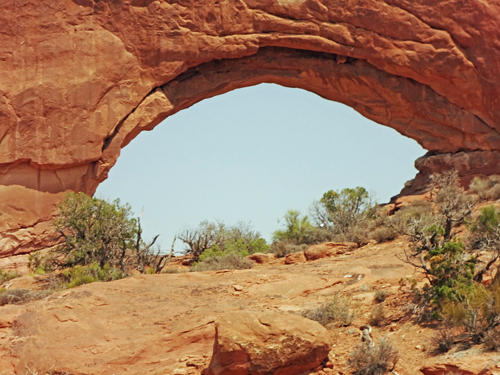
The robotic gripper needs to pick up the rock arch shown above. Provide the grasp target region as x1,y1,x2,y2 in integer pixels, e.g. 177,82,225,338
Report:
1,0,500,257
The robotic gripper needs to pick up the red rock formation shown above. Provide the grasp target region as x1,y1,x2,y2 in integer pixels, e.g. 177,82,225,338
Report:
2,0,500,256
202,311,332,375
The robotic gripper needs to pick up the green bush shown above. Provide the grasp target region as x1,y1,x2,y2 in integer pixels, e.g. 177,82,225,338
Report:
61,263,124,289
53,192,137,269
179,221,268,262
0,269,19,283
190,252,254,272
311,187,376,235
301,295,357,327
272,210,316,244
348,337,399,375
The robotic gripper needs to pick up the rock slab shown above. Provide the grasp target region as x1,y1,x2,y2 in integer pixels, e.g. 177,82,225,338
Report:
304,243,356,261
202,311,332,375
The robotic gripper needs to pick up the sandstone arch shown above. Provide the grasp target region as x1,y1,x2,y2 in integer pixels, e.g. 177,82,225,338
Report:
1,0,500,257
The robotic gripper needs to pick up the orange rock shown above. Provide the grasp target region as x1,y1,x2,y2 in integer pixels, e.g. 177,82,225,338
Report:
420,357,496,375
285,251,307,265
304,243,356,261
202,311,332,375
3,0,500,256
247,253,276,264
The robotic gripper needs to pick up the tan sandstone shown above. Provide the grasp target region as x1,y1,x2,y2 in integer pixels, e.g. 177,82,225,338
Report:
3,0,500,256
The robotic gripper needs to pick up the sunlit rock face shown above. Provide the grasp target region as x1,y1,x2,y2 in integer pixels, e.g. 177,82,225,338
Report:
2,0,500,256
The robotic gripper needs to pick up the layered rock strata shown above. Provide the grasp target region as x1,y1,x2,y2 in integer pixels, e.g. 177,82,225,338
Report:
2,0,500,256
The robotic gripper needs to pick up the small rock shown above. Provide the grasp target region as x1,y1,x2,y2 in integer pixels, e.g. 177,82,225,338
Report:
415,345,422,350
233,285,244,291
285,251,306,265
247,253,276,264
186,358,205,368
304,242,357,261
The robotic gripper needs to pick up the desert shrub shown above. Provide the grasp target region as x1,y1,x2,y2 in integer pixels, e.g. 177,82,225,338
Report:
0,288,54,306
483,327,500,351
369,304,386,326
301,295,357,327
370,226,398,243
431,327,457,353
374,290,390,303
272,210,316,245
46,192,168,274
179,221,268,262
311,187,376,235
266,241,308,258
0,269,19,283
52,192,137,269
348,337,398,375
469,176,500,202
338,224,370,246
190,252,254,272
61,263,124,289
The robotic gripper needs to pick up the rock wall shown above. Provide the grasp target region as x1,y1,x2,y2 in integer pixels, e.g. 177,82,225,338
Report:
2,0,500,256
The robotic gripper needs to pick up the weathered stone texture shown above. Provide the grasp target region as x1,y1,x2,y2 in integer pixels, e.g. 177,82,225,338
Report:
2,0,500,255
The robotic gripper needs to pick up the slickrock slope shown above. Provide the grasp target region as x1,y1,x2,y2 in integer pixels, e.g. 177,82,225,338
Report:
1,241,499,375
2,0,500,255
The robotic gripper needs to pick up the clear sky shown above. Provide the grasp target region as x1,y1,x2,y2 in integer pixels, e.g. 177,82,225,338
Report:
96,83,425,253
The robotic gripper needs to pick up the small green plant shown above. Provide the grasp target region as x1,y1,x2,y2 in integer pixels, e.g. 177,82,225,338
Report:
0,268,19,283
273,210,316,244
61,263,124,289
301,295,357,327
348,337,398,375
190,252,254,272
369,304,385,326
374,290,390,303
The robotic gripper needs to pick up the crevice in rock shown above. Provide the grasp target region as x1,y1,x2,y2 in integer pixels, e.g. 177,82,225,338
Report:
101,86,159,153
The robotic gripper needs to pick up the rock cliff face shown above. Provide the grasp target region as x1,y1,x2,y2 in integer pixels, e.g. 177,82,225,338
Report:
2,0,500,256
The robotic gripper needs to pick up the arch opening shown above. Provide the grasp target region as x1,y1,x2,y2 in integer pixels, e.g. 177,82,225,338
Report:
96,83,425,245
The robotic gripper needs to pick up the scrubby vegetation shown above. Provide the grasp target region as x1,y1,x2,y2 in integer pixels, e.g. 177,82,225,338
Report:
33,192,172,275
0,269,19,284
190,252,254,272
348,337,399,375
180,221,269,270
390,173,500,351
301,294,357,327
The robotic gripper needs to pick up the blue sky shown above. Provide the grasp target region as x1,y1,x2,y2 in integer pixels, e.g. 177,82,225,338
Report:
96,83,424,253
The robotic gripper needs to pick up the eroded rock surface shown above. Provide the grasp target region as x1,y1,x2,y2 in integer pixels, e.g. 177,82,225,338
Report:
202,311,332,375
3,0,500,255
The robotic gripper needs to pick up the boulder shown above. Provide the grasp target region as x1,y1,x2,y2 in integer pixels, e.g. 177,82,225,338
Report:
285,252,307,265
247,253,276,264
202,311,332,375
304,243,357,261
